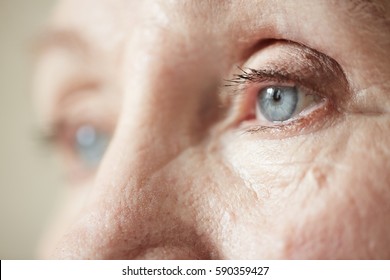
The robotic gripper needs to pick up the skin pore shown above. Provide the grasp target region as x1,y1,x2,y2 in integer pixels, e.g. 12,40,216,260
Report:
33,0,390,259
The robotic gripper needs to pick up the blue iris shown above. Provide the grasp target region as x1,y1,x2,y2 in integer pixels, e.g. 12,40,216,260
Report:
75,125,109,168
258,86,299,122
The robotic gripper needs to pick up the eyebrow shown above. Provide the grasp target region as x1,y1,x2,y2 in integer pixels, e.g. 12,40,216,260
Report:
348,0,386,17
338,0,389,29
33,29,89,56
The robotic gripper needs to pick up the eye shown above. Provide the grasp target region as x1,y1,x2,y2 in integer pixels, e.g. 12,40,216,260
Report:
225,41,350,136
257,86,322,123
74,125,110,168
40,121,111,182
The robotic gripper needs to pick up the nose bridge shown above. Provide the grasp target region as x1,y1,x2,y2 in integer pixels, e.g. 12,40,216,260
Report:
54,23,222,259
119,23,221,138
113,27,206,173
108,23,223,179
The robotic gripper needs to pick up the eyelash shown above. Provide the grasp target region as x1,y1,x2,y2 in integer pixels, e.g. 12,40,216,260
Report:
226,66,305,87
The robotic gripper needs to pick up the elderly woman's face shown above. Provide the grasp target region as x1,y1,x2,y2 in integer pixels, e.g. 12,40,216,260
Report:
34,0,390,259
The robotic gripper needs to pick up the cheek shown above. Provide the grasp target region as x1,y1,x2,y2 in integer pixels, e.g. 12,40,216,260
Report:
222,117,390,258
281,167,390,259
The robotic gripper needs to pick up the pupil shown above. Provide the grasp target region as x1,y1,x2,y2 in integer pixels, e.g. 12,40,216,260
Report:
273,89,282,102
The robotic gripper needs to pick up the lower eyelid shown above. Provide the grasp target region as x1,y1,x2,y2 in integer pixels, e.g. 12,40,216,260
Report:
239,98,337,139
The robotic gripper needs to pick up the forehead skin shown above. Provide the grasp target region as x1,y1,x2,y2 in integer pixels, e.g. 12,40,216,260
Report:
37,0,390,121
35,0,390,259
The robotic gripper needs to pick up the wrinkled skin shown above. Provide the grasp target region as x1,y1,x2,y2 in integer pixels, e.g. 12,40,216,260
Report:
34,0,390,259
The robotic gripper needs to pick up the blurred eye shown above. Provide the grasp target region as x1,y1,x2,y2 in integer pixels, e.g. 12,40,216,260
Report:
74,125,109,168
39,121,111,182
256,86,322,123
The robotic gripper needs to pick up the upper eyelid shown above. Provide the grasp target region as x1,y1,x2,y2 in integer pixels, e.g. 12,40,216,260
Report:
224,41,351,101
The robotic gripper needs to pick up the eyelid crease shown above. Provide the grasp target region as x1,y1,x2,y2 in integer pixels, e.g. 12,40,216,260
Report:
224,40,352,106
